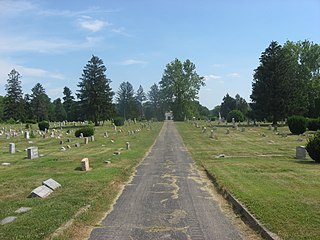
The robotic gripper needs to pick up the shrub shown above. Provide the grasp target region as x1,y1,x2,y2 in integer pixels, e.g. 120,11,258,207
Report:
287,115,307,135
38,121,50,131
75,126,94,137
307,118,320,131
306,131,320,163
227,110,245,123
114,117,125,126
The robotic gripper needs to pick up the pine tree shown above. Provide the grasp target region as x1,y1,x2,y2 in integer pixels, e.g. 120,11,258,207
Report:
135,85,146,120
3,69,24,121
116,81,138,120
77,55,115,125
30,83,51,122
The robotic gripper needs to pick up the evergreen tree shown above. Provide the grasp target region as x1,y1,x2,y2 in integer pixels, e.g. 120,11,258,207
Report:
63,86,75,121
148,83,163,120
250,41,299,124
53,98,67,121
220,93,236,119
30,83,51,122
77,55,115,125
116,81,138,120
135,85,146,120
3,69,24,121
159,58,205,121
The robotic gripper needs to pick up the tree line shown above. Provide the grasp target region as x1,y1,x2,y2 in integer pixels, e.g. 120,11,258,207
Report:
1,40,319,125
0,56,207,125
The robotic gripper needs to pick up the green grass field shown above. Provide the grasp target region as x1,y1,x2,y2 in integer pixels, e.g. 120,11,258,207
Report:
176,122,320,240
0,121,163,240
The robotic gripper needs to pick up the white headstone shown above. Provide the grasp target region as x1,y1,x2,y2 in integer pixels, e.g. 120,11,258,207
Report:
210,130,214,138
126,142,130,150
24,131,30,139
91,136,95,142
81,158,90,171
9,143,15,154
84,137,89,144
104,131,108,138
27,147,39,159
42,178,61,190
30,185,53,198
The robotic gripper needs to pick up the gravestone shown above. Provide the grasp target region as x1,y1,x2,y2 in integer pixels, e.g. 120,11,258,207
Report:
42,178,61,190
75,143,80,147
9,143,15,154
226,129,230,134
67,138,71,142
91,136,95,142
104,132,108,138
67,145,71,149
84,137,89,144
59,140,64,145
268,125,272,130
1,216,17,225
50,132,55,138
126,142,130,150
24,131,30,139
296,146,306,159
210,130,214,138
202,127,207,133
30,185,53,198
81,158,90,171
80,133,83,138
15,207,32,213
27,147,38,159
241,127,245,132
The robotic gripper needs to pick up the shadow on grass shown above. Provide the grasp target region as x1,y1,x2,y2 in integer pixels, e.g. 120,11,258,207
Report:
74,166,82,171
295,160,319,164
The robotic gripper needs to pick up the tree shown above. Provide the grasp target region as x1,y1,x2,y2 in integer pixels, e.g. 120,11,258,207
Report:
62,86,75,121
220,93,236,119
0,96,4,121
77,55,115,125
235,94,249,115
147,83,163,120
53,98,67,121
135,85,146,120
3,69,24,121
116,81,138,120
250,41,302,124
159,58,205,121
30,83,51,122
210,105,221,119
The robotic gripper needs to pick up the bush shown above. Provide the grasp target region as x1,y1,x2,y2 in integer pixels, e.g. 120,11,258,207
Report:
113,117,125,126
306,131,320,163
75,126,94,137
287,115,307,135
38,121,50,131
227,110,245,123
307,118,320,131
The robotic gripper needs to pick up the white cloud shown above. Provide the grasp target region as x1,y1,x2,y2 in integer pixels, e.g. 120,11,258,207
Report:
112,27,134,37
121,59,147,65
79,19,110,32
204,74,222,81
0,0,37,16
227,73,240,77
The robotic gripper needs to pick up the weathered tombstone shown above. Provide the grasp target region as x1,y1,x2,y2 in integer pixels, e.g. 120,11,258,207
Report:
114,124,117,131
50,132,55,138
24,131,30,139
6,133,10,139
202,127,207,133
91,136,95,142
268,125,272,130
80,133,83,138
1,216,18,225
104,131,108,138
296,146,306,159
81,158,90,171
15,207,32,213
59,140,64,145
42,178,61,190
84,137,89,144
30,185,53,198
67,145,71,149
9,143,15,154
232,118,235,127
67,138,71,142
126,142,130,150
27,147,38,159
273,125,278,131
75,143,80,147
210,130,214,138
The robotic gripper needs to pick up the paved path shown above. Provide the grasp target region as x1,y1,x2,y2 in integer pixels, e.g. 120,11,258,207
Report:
89,121,243,240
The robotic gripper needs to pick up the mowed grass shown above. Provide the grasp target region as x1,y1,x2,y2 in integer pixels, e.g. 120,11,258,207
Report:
0,121,163,240
176,122,320,240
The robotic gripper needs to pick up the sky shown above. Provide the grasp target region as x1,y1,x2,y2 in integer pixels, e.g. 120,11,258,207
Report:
0,0,319,110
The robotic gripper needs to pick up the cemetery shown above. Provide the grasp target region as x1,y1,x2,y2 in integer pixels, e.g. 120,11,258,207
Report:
0,121,162,239
176,121,320,240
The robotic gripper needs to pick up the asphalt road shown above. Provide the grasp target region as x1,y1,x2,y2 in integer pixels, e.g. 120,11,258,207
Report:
89,121,244,240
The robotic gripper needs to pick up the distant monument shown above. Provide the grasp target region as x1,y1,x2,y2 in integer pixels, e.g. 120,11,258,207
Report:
165,111,173,120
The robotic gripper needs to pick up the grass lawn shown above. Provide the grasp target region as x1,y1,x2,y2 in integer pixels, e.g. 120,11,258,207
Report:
176,121,320,240
0,121,163,240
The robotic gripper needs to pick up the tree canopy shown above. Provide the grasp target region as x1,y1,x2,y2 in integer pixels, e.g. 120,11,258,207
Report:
159,58,205,121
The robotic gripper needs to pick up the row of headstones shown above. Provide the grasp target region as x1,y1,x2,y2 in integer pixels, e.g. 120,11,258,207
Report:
8,144,39,159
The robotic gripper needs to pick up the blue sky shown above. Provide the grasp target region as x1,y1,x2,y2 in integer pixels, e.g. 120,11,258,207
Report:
1,0,319,109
